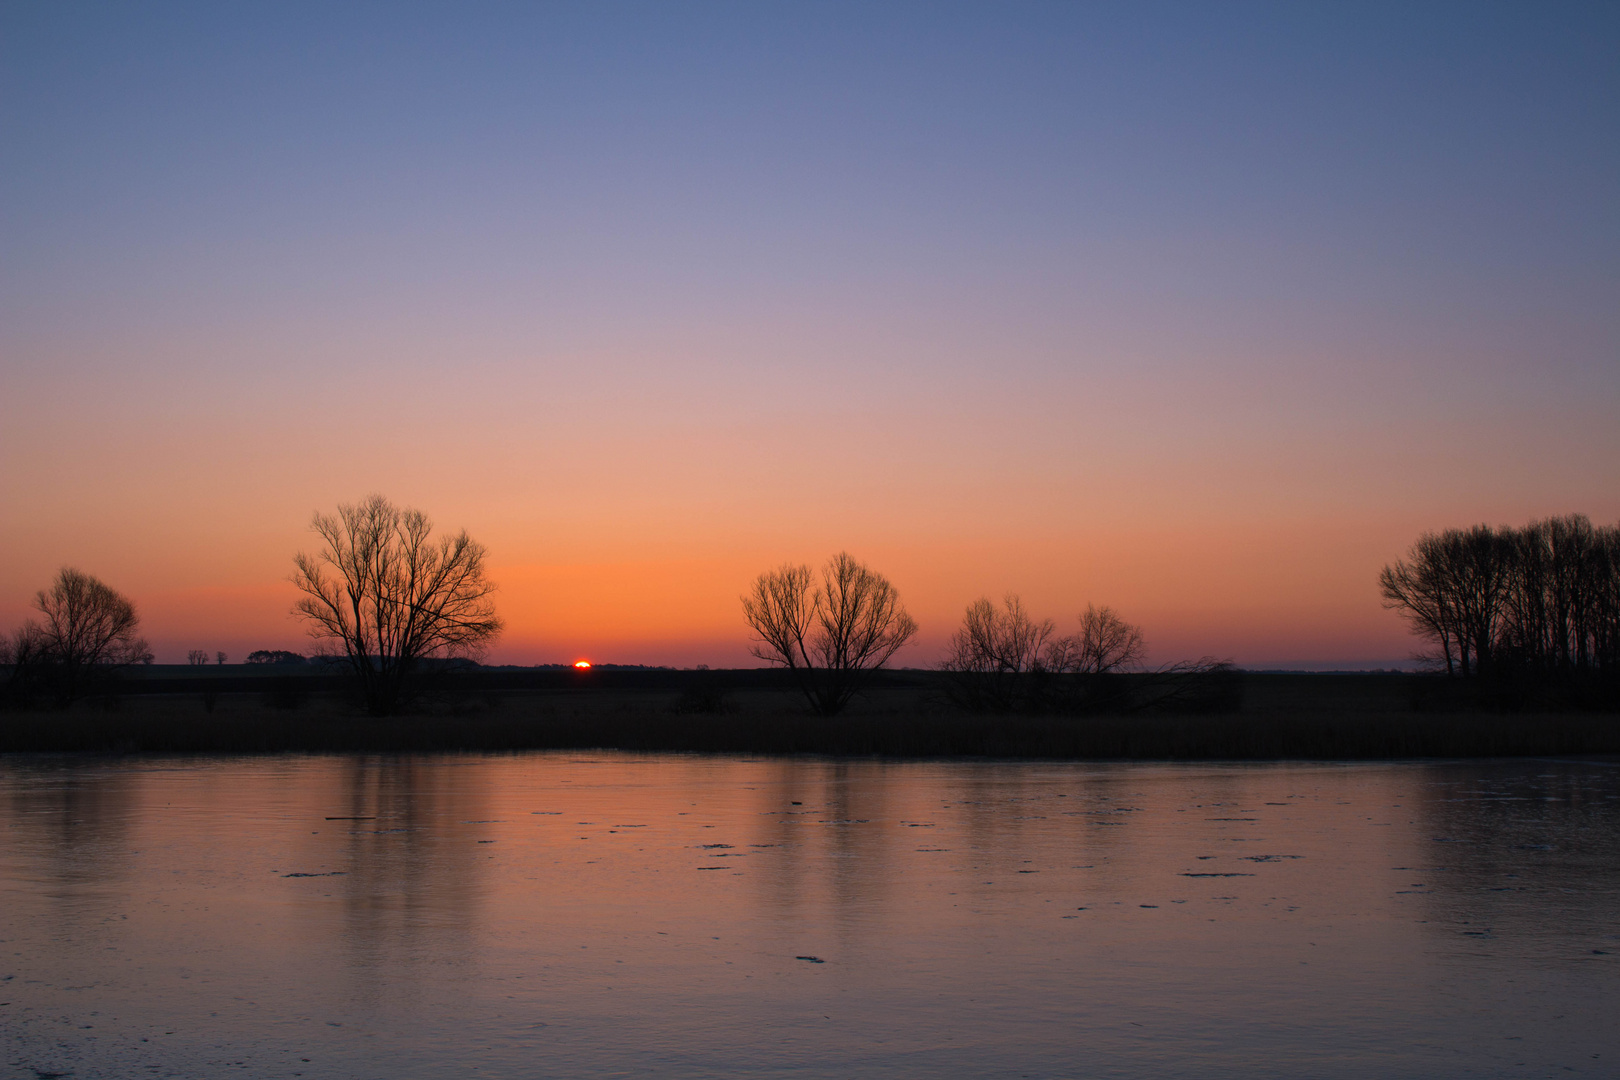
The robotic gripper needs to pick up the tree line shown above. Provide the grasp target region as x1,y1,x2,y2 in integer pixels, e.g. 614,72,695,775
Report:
1380,514,1620,680
737,554,1234,716
45,496,1615,718
0,495,1212,715
3,503,1161,717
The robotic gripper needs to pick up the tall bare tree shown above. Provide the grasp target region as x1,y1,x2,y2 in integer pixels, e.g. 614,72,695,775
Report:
6,569,152,705
1450,525,1514,676
743,552,918,714
292,495,502,715
741,562,815,676
1380,533,1463,674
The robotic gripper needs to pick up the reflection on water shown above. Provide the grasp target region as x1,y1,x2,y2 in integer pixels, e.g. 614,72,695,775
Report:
2,755,1617,1078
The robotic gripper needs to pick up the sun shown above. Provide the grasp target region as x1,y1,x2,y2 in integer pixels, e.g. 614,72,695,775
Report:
573,660,592,670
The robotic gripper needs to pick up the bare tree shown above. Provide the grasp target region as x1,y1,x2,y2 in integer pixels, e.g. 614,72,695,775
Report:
1449,526,1514,677
1519,514,1601,672
741,562,815,675
215,651,228,665
743,551,918,714
1,625,49,705
1046,604,1146,675
939,595,1055,711
188,649,209,666
1380,534,1463,674
938,596,1214,713
7,569,152,705
292,495,502,715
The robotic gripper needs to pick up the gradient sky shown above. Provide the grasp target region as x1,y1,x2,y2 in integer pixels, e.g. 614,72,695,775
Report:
3,1,1617,668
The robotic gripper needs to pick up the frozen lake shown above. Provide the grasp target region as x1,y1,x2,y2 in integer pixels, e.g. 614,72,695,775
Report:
3,754,1617,1078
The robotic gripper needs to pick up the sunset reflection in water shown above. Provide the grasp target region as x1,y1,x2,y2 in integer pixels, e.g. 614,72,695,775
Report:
3,756,1617,1078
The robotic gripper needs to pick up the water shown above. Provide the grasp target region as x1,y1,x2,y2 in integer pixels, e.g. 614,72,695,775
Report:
2,755,1617,1079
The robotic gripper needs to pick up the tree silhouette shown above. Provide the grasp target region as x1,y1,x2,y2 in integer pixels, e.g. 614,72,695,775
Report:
292,495,502,715
1379,534,1463,674
246,649,306,665
1049,604,1146,675
1382,515,1620,679
6,568,152,705
940,595,1054,711
941,597,1146,712
743,552,918,714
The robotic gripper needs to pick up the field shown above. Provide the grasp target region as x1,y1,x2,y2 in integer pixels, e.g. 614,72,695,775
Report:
1,668,1617,759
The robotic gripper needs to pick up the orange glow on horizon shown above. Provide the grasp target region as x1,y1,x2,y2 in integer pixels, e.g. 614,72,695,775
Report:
573,660,592,670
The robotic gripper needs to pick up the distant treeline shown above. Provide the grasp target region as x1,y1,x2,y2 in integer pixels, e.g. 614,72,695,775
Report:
245,650,308,665
1381,514,1620,687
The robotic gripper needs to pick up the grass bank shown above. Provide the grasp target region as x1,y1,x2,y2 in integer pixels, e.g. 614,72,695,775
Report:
1,675,1617,758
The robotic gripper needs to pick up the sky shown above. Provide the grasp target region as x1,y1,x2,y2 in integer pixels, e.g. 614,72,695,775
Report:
2,1,1617,669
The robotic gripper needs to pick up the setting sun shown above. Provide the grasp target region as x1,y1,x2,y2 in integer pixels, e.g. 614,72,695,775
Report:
573,660,591,670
